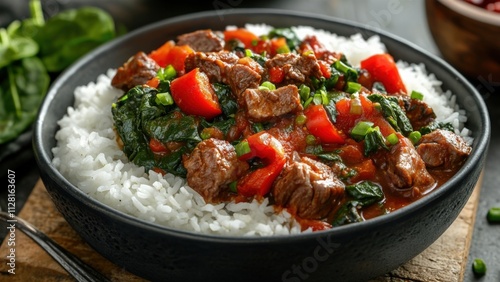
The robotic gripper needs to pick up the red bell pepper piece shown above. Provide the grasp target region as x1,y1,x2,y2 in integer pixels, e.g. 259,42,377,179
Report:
304,104,346,144
268,66,285,84
170,68,222,120
237,132,286,198
223,28,259,49
149,138,168,153
149,41,193,73
360,53,407,94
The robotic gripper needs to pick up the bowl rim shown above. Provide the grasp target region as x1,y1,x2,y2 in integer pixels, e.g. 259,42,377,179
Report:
437,0,500,26
34,8,491,244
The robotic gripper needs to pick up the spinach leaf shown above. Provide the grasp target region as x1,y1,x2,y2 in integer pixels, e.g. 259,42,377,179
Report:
331,201,363,226
204,117,236,136
111,88,155,171
144,113,201,145
368,94,413,135
0,57,49,144
0,32,38,68
419,121,454,135
363,126,389,156
156,147,188,177
34,7,115,72
213,83,238,117
332,182,384,226
346,181,384,206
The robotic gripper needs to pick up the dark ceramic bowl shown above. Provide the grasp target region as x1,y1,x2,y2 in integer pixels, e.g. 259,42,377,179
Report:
33,9,490,282
426,0,500,81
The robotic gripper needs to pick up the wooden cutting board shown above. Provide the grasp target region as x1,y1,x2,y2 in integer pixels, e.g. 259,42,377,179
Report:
0,176,482,281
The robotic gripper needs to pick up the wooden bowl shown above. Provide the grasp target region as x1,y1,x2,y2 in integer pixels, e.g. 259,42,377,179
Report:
426,0,500,81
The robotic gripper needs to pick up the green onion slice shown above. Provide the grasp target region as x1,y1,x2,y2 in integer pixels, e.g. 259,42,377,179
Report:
346,81,361,94
410,90,424,101
351,121,374,141
472,258,487,276
487,207,500,223
386,132,399,145
235,140,251,157
408,131,422,144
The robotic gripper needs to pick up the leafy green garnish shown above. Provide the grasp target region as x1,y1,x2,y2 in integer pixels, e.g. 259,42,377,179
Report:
34,6,116,72
346,181,384,206
268,27,301,51
367,94,413,135
419,121,454,135
0,0,118,145
332,181,384,226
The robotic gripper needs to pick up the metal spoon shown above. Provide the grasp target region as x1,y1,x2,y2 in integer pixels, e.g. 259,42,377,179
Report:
0,211,110,282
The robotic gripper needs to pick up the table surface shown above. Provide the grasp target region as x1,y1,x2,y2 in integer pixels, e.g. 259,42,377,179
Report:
0,0,498,281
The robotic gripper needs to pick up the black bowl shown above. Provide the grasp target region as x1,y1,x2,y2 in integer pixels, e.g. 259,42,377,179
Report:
33,9,490,282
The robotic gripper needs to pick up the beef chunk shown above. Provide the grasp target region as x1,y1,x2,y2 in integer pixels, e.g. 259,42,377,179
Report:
177,29,224,52
273,156,345,219
265,53,322,84
417,129,471,170
373,134,436,198
183,139,249,202
227,64,262,96
398,95,436,130
240,85,303,122
111,52,159,92
184,51,239,83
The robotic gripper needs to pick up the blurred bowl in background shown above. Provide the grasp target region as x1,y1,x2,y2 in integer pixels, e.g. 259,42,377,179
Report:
426,0,500,81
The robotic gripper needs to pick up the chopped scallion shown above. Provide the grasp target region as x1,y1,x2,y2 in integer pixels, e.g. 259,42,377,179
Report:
155,92,174,106
351,121,374,141
345,81,361,94
313,94,322,105
200,129,211,140
259,81,276,91
245,49,253,57
472,258,486,277
295,114,307,125
303,96,314,108
299,84,311,101
386,132,399,145
408,131,422,144
410,90,424,101
235,140,251,157
487,207,500,223
306,134,317,145
229,181,238,193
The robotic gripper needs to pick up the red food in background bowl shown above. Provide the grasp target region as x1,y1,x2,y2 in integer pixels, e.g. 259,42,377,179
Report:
426,0,500,81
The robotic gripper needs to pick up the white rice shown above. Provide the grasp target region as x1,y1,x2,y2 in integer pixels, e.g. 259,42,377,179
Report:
52,25,472,236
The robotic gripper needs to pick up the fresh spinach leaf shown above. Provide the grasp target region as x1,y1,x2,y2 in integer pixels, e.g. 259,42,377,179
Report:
419,121,454,135
34,7,116,72
156,147,188,177
346,181,384,206
368,94,413,135
144,113,201,144
0,57,49,144
111,87,155,171
331,201,363,226
213,83,238,117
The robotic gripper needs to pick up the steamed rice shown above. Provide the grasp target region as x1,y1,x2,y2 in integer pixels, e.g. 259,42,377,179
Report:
51,24,472,236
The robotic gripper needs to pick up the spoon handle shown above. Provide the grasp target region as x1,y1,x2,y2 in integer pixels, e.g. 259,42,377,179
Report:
0,212,110,282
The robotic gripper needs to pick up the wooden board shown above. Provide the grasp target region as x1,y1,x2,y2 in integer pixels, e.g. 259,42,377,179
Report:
0,176,482,281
